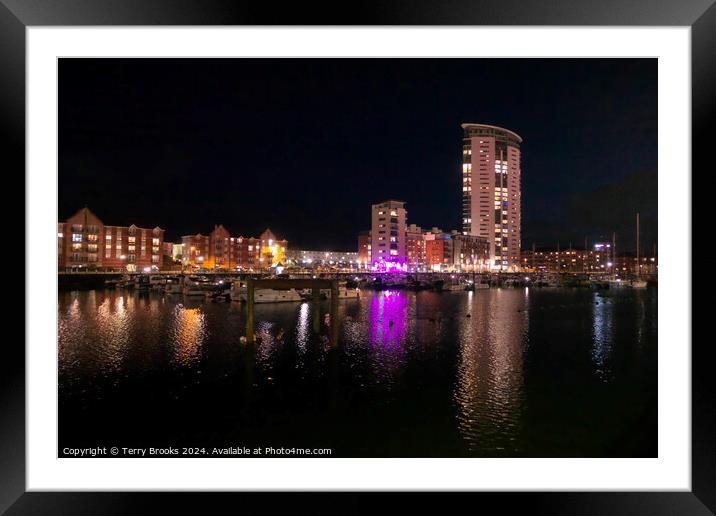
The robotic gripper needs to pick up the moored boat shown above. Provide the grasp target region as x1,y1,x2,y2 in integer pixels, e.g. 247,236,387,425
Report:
229,281,302,303
164,276,183,294
183,275,214,296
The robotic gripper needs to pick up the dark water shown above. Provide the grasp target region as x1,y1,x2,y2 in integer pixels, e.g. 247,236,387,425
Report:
58,287,657,457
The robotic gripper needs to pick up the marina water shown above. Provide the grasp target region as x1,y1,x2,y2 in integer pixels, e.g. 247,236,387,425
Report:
58,287,657,457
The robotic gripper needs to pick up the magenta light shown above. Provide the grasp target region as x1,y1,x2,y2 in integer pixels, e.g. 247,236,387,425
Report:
372,260,407,273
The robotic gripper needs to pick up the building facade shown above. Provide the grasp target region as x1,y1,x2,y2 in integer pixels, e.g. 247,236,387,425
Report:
286,249,359,269
521,244,657,274
424,228,453,271
258,229,287,268
461,123,522,271
181,227,286,271
405,224,426,271
370,200,407,271
181,233,211,269
357,230,371,267
450,230,490,271
58,207,164,272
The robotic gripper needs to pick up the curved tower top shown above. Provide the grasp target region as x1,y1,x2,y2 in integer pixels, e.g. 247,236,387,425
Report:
461,123,523,145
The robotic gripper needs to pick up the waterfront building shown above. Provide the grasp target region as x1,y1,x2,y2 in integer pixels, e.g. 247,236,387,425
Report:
286,249,359,269
520,244,657,274
181,233,210,269
357,230,371,267
461,123,522,271
424,228,453,272
58,207,164,272
370,199,407,271
181,227,286,271
258,229,287,268
171,243,183,261
406,224,426,271
450,230,490,271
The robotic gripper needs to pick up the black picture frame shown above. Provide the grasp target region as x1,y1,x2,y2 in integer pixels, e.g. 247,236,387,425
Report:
2,0,712,512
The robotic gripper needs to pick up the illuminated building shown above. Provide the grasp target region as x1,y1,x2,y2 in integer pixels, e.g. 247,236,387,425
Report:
520,244,657,274
181,233,210,269
450,230,490,271
424,228,452,271
181,227,286,270
286,249,359,269
461,123,522,271
357,230,371,267
58,206,164,272
171,243,183,261
259,229,287,268
406,224,426,271
371,200,407,271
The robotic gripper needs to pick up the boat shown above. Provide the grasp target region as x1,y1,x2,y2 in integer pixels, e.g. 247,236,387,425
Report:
135,274,151,291
590,276,610,290
149,275,166,290
164,276,183,294
117,274,134,288
104,277,121,287
248,289,302,303
632,213,648,289
536,273,561,287
207,287,231,302
502,278,520,288
603,215,649,290
182,275,215,296
405,279,431,291
444,282,465,291
229,281,246,302
608,277,629,289
229,281,302,303
609,277,647,289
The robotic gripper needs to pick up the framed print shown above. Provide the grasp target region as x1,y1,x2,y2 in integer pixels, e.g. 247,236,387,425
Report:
2,0,713,512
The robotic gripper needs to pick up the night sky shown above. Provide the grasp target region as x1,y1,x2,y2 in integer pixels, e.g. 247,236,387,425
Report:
59,58,657,253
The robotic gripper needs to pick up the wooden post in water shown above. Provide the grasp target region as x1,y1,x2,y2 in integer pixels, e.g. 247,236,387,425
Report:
246,281,255,343
330,280,339,346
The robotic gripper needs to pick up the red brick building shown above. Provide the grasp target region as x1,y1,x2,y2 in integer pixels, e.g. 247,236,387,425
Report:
58,207,165,272
406,224,426,271
424,228,453,271
357,230,371,267
181,233,211,269
181,226,287,271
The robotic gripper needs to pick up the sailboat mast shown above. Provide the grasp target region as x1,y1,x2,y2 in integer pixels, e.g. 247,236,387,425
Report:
636,212,640,278
612,232,616,277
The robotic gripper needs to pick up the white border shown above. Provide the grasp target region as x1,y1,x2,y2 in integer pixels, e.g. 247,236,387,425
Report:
27,27,690,491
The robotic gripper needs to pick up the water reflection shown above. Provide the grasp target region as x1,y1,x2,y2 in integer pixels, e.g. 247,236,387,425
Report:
94,294,132,373
295,302,309,353
366,290,410,389
369,290,409,349
591,293,614,382
168,304,206,367
58,288,657,457
454,289,528,453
